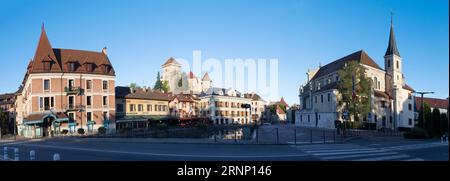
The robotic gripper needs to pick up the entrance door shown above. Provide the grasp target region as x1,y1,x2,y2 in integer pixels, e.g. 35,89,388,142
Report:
315,112,319,126
42,116,55,137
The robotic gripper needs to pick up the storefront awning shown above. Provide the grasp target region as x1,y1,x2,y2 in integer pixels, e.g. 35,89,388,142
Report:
23,112,70,125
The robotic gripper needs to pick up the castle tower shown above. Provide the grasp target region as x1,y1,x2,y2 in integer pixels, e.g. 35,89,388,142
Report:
201,73,212,92
161,57,181,82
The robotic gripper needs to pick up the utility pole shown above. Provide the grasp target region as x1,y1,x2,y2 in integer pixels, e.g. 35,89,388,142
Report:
415,91,434,128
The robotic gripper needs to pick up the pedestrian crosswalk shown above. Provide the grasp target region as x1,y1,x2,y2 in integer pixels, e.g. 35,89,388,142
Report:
382,142,448,151
293,144,424,161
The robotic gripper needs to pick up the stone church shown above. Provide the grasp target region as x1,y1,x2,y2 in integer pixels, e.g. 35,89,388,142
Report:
296,18,416,131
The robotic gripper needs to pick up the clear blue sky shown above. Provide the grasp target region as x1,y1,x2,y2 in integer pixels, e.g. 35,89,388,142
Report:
0,0,448,105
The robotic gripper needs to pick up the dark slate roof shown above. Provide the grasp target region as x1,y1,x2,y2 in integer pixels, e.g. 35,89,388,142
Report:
312,82,338,93
385,23,401,57
115,86,173,101
202,87,242,97
311,50,382,81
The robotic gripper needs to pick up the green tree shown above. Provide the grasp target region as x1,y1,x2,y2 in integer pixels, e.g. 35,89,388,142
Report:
337,61,372,125
431,108,441,137
440,113,449,135
129,82,139,89
153,72,163,91
0,110,9,136
422,103,433,137
162,80,170,93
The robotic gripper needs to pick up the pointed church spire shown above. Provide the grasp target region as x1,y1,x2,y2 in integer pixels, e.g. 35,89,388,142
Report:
385,11,401,57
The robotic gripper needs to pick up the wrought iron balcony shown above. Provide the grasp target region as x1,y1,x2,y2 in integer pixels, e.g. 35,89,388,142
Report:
64,86,83,95
66,104,86,111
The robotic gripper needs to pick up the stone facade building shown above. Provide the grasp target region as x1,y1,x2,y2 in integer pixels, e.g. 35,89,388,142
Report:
296,19,415,131
160,57,212,94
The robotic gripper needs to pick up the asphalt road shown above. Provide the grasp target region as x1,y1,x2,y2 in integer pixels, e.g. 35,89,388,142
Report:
0,137,448,161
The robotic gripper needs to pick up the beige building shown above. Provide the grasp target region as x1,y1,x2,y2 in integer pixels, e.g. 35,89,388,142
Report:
169,94,199,119
115,86,173,129
198,88,253,125
15,25,116,138
243,93,267,123
296,20,415,131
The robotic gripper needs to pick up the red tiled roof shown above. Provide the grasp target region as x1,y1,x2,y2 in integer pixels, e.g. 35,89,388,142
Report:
279,97,289,107
162,57,180,67
243,93,264,101
115,86,173,101
188,71,195,79
276,105,286,115
403,84,415,92
415,97,448,110
311,50,382,81
374,90,392,99
174,94,197,102
27,25,115,76
202,73,211,81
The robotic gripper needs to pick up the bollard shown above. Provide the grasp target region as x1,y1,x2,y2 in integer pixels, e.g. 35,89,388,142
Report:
333,131,336,143
14,148,19,161
53,153,60,161
30,150,35,161
294,129,297,145
276,128,279,144
256,128,259,144
310,130,313,144
3,147,7,160
323,130,326,144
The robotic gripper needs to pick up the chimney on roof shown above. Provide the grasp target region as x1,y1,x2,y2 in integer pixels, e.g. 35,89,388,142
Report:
102,47,107,55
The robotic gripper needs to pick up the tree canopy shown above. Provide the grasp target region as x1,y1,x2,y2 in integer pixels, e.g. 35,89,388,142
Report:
337,61,372,122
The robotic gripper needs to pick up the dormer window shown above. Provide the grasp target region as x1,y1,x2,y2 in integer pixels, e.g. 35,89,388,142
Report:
101,64,111,73
85,63,94,72
43,61,52,72
43,56,53,72
68,62,77,72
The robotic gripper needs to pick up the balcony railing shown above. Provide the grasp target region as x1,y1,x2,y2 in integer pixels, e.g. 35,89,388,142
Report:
66,104,86,111
64,86,83,95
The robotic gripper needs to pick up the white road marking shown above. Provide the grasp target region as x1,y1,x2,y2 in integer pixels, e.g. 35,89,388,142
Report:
321,152,398,160
13,143,310,158
353,154,410,161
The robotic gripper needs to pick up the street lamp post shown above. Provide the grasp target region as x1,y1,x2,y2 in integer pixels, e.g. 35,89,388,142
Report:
415,91,434,128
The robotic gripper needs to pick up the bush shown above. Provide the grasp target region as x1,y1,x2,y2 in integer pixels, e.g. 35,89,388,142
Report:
61,129,68,135
404,128,429,139
195,123,208,131
98,127,107,134
155,123,169,130
77,128,85,135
